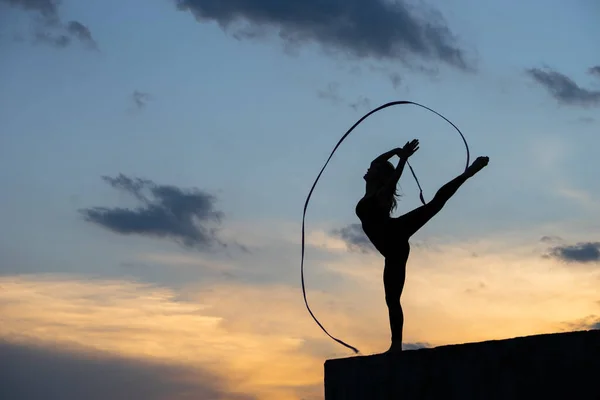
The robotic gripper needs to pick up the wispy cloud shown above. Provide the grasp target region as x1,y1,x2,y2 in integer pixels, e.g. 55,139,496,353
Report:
348,96,372,112
330,223,375,254
316,82,342,104
560,314,600,331
2,0,98,50
132,90,151,110
389,72,402,90
80,174,225,250
527,67,600,107
175,0,473,70
316,83,372,111
589,66,600,77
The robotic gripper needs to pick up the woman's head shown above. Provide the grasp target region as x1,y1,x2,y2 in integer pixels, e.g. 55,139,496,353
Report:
364,161,395,184
364,161,399,214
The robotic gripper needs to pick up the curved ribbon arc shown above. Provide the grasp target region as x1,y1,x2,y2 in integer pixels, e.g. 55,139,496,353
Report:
301,101,470,354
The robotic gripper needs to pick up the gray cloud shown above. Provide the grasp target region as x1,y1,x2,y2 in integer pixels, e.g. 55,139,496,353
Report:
317,83,372,111
561,315,600,332
66,21,97,49
527,67,600,107
0,0,59,20
576,116,595,124
403,342,431,350
331,223,374,253
540,235,562,244
132,90,152,110
1,0,97,49
589,66,600,77
349,96,371,112
547,242,600,264
389,72,402,90
80,174,225,250
317,82,342,104
175,0,472,70
0,340,255,400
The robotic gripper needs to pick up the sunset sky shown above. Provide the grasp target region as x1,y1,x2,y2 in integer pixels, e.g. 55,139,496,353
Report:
1,0,599,399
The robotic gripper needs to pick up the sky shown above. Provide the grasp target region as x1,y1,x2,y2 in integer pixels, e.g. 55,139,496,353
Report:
0,0,599,399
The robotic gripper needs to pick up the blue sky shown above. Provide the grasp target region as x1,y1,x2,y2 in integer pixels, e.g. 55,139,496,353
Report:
1,0,599,399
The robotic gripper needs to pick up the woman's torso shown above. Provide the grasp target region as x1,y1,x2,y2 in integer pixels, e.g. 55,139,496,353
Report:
355,195,410,262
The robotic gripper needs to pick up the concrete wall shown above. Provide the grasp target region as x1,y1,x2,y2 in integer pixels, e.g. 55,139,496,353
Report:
324,330,599,400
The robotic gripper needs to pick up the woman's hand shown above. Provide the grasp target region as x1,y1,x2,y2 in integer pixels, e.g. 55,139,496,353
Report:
396,139,419,159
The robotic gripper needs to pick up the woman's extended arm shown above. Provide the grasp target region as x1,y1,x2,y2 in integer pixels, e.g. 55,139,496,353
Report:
371,148,401,164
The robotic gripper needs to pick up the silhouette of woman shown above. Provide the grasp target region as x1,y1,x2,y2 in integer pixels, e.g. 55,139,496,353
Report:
355,139,489,353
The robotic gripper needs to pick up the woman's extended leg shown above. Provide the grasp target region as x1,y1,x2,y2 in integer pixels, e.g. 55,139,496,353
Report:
395,155,489,237
394,171,471,237
383,258,406,352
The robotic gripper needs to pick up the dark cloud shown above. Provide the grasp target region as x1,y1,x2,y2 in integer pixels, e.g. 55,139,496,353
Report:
331,223,374,254
80,174,225,250
66,21,98,49
0,340,255,400
0,0,59,21
589,66,600,77
527,67,600,107
1,0,97,49
175,0,472,70
132,90,152,110
547,242,600,264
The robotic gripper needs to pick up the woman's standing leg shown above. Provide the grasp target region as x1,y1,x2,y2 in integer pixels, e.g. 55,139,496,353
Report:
383,258,406,352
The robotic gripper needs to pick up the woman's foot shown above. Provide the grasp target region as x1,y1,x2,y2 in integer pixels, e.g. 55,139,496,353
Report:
466,156,489,177
385,341,403,354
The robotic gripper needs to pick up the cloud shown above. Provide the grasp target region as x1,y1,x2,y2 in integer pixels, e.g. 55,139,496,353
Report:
560,315,600,331
0,275,331,398
0,340,253,400
540,235,562,244
66,21,98,49
80,174,225,249
175,0,472,70
589,66,600,77
526,67,600,107
389,72,402,90
331,223,375,254
349,96,371,112
546,242,600,264
317,83,372,111
403,342,431,350
576,116,595,124
2,0,97,49
132,90,152,110
317,82,342,104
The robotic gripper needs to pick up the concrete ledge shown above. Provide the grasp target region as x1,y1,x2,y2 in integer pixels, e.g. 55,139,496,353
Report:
324,330,600,399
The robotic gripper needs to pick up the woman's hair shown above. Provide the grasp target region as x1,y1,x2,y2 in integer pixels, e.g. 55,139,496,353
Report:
375,161,401,215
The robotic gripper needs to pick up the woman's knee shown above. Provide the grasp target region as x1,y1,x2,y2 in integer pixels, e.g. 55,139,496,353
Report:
385,294,401,308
